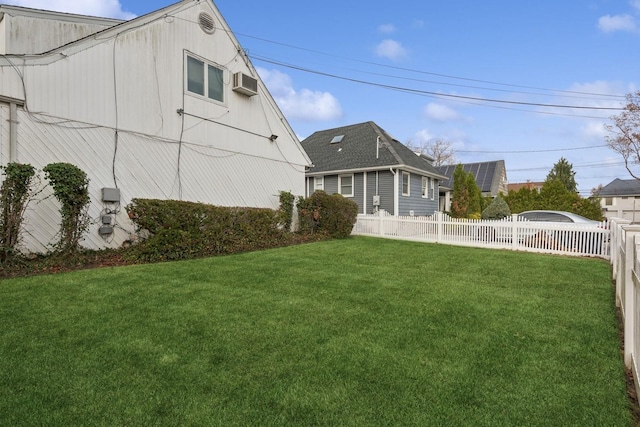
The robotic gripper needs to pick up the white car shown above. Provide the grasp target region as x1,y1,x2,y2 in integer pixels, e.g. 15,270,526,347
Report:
517,210,600,225
479,210,606,252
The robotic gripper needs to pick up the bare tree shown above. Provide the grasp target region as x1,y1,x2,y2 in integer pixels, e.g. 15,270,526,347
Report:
405,138,456,166
591,183,603,197
605,90,640,180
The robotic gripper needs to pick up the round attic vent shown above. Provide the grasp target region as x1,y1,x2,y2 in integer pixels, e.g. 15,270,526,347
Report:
198,12,216,34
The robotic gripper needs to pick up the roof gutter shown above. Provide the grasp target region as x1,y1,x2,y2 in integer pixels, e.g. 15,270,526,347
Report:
306,164,447,180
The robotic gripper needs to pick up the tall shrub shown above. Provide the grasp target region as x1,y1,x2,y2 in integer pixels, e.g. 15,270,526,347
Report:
43,163,90,252
0,162,36,261
297,191,358,238
278,190,295,231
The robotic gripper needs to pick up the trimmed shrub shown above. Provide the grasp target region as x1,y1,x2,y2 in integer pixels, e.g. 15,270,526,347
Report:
43,162,90,253
482,195,511,220
278,190,295,231
0,162,36,261
125,199,288,262
297,191,358,238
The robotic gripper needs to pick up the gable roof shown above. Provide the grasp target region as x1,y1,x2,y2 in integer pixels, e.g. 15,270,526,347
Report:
598,178,640,197
0,2,199,61
438,160,507,195
301,121,445,178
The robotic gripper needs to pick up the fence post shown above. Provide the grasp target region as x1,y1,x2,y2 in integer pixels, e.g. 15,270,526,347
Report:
622,225,640,368
378,210,384,237
437,211,443,242
511,213,519,250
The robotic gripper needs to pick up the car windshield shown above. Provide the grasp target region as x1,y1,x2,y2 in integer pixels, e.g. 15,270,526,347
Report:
518,211,596,223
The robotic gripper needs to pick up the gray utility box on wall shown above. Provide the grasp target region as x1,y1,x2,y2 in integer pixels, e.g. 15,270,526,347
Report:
102,187,120,203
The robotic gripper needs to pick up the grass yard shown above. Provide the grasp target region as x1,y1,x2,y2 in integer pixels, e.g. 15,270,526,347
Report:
0,237,630,426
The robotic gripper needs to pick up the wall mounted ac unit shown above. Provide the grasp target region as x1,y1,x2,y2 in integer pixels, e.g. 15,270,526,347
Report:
232,72,258,96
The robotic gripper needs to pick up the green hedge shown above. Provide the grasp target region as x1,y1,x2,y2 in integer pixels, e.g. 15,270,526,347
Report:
297,191,358,238
125,199,288,262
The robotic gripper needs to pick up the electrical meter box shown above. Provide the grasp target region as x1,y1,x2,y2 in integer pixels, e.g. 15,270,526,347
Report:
372,195,380,206
102,187,120,203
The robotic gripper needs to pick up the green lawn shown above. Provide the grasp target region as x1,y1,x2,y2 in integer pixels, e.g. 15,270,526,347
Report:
0,237,630,426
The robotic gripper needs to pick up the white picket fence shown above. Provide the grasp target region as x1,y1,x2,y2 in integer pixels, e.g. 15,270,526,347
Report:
610,218,640,403
352,211,610,258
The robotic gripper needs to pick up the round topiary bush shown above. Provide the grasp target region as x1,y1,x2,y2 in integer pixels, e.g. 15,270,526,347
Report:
481,195,511,220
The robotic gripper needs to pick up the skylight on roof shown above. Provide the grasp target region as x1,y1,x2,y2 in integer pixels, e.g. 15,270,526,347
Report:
330,135,344,144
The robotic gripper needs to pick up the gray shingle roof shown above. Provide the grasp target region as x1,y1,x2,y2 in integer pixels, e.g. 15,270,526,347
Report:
438,161,506,194
598,178,640,196
301,121,445,177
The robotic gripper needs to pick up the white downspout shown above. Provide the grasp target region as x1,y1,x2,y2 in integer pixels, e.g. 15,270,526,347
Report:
363,171,367,214
390,167,398,216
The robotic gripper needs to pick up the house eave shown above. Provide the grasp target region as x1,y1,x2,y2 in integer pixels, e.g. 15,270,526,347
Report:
306,164,447,180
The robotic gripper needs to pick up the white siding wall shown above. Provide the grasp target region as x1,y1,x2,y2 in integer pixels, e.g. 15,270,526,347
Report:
0,2,309,252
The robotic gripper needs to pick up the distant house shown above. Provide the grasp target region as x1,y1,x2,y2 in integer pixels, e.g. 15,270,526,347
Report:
301,121,447,216
437,160,508,211
508,181,544,193
0,2,311,252
598,178,640,221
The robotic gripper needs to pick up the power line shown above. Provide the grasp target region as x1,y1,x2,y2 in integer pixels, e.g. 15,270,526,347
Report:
457,145,609,154
250,55,625,112
235,32,627,99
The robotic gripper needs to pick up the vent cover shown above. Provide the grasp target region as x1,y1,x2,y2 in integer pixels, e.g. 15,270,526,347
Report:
198,12,216,34
232,72,258,96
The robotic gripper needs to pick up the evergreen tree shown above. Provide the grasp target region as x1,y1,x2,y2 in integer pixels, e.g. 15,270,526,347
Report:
450,164,482,218
466,172,482,218
450,165,469,218
546,157,577,193
504,187,540,213
482,194,511,219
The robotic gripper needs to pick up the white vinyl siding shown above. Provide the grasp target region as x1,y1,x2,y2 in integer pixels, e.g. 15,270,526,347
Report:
339,174,354,197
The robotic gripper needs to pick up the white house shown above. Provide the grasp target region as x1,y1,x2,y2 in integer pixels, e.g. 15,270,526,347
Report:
0,1,311,252
599,178,640,222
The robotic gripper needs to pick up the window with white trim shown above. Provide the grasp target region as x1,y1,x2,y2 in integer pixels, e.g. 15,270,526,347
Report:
314,176,324,191
422,177,428,198
430,178,435,200
402,172,410,196
339,174,354,197
186,53,224,103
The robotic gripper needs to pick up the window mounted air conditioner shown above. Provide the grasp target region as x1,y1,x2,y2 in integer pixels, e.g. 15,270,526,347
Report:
232,72,258,96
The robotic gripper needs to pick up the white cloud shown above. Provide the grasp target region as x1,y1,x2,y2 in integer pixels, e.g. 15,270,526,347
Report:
598,13,637,32
582,121,608,141
378,23,396,34
423,102,461,122
2,0,136,19
412,129,434,143
632,0,640,13
258,68,343,122
375,39,408,61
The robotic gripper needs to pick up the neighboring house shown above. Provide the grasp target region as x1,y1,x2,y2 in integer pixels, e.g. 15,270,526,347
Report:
437,160,508,211
301,121,447,216
0,2,311,252
598,178,640,222
507,181,544,193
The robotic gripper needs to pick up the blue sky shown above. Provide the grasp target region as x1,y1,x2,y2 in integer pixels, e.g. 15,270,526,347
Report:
5,0,639,195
